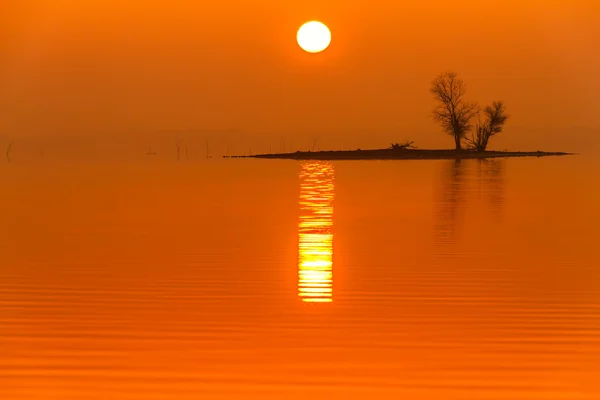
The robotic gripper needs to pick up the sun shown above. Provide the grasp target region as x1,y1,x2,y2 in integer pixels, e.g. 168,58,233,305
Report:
297,21,331,54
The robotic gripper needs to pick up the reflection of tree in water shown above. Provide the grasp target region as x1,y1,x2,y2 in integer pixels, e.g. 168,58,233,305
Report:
476,159,505,220
434,159,505,247
434,159,469,246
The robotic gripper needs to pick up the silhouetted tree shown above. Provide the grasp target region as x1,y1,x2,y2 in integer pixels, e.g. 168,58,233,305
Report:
311,137,318,151
175,137,183,161
431,72,479,151
467,102,509,151
6,141,13,163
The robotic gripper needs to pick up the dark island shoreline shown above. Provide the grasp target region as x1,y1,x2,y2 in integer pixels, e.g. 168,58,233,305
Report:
224,148,574,161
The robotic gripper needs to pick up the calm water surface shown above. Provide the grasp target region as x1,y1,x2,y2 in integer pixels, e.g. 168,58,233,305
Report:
1,157,600,399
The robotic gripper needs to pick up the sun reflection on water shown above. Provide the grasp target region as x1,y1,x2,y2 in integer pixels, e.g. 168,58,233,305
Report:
298,162,334,303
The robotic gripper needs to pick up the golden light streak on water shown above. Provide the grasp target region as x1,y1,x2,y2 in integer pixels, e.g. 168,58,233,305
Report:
298,162,334,303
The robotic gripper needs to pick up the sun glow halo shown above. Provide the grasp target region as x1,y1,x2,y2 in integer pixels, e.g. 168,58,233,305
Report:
297,21,331,54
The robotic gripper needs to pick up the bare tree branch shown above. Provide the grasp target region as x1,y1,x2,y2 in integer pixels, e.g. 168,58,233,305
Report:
390,140,416,150
431,72,479,151
6,141,13,163
467,102,509,151
175,136,183,161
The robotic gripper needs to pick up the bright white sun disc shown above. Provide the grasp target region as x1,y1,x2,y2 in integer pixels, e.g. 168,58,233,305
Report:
297,21,331,53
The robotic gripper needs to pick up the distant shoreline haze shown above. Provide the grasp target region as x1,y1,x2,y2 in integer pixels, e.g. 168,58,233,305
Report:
0,128,596,163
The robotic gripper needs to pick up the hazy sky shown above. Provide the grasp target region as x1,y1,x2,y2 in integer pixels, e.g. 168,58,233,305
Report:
1,0,598,153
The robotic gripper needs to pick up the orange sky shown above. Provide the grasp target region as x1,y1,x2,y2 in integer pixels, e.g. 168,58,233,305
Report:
1,0,599,153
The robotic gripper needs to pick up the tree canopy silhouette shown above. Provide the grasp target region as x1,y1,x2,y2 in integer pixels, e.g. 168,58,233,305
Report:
468,102,509,152
431,72,479,151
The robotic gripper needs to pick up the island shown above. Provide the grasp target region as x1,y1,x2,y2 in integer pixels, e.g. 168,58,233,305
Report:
223,148,572,161
222,72,576,162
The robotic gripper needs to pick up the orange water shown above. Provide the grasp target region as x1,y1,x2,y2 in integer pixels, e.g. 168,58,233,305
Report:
1,157,600,399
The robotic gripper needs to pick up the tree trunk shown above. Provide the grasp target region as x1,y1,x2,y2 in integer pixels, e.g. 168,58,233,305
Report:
479,136,489,152
454,135,462,151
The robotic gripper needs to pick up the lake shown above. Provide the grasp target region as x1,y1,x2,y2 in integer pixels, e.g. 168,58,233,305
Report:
2,156,600,399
